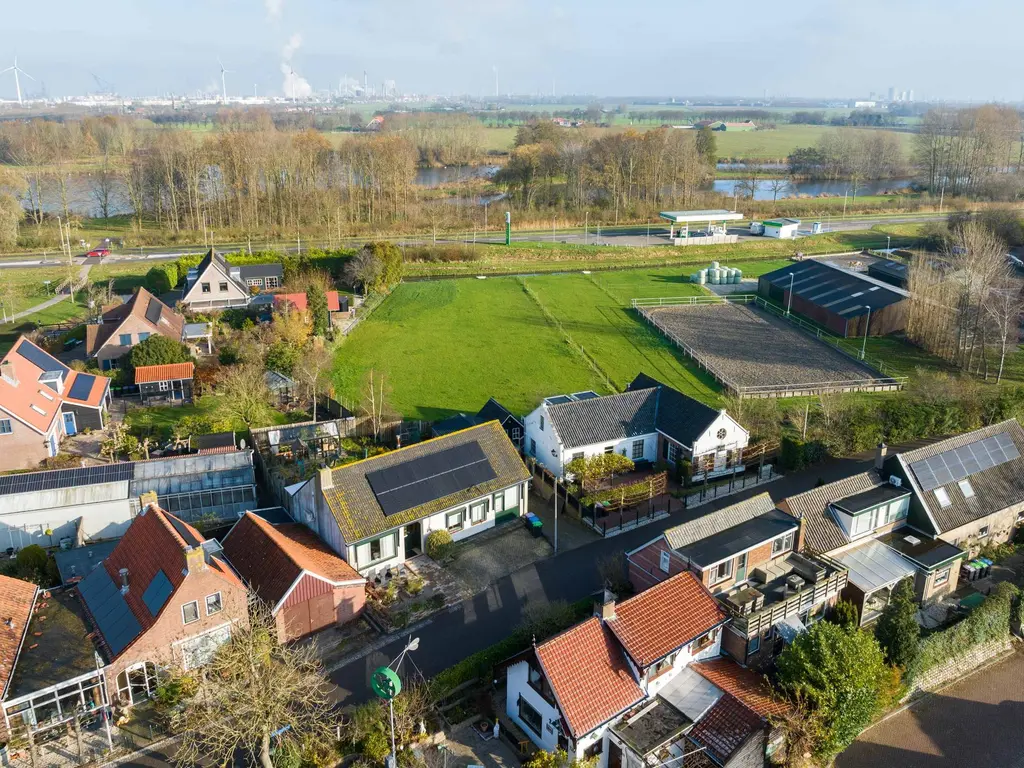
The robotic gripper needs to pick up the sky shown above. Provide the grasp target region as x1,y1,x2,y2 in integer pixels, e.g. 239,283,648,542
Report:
3,0,1023,102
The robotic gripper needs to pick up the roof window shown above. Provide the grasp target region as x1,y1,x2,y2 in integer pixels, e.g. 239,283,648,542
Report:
30,404,46,415
934,487,952,508
958,479,975,499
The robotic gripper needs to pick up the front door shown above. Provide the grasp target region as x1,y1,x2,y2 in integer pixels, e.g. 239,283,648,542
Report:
607,740,622,768
404,521,422,555
63,411,77,436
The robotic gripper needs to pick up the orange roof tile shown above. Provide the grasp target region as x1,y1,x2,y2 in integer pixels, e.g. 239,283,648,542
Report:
0,575,37,698
536,617,644,738
607,572,727,668
134,362,195,384
273,291,342,313
689,693,765,763
692,658,790,718
222,512,363,606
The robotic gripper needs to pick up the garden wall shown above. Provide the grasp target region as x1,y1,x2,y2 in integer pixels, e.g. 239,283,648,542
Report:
901,637,1014,701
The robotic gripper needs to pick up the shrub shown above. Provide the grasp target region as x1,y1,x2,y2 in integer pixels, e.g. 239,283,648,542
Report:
360,730,391,764
155,673,199,708
827,599,860,630
405,575,425,596
145,263,179,294
425,530,454,561
780,436,806,471
875,578,920,670
130,335,193,369
16,545,48,576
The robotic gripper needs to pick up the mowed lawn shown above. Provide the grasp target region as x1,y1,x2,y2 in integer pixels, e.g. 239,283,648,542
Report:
333,272,725,421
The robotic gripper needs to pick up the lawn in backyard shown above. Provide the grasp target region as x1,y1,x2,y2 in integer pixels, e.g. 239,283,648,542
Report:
126,395,291,442
332,273,723,422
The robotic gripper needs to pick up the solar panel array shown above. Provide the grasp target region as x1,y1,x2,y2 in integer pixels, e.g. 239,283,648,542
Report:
141,570,173,617
78,566,143,656
144,297,164,325
909,433,1021,492
571,391,600,401
0,462,134,496
367,441,497,516
545,395,573,406
16,339,68,377
67,373,97,401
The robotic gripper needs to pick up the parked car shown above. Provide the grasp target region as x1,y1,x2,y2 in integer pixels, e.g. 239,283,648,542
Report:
85,248,110,258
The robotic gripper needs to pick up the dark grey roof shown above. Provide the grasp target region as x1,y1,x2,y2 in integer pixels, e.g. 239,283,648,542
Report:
191,431,237,451
896,420,1024,534
867,259,909,288
78,566,143,657
629,373,724,448
547,388,659,450
878,530,965,570
477,398,522,428
432,413,480,436
778,471,885,553
54,541,119,583
760,260,908,317
663,493,777,551
192,249,250,294
236,263,283,280
832,484,909,515
677,508,799,568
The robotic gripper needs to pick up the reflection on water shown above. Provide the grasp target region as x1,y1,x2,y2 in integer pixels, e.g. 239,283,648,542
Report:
710,178,914,201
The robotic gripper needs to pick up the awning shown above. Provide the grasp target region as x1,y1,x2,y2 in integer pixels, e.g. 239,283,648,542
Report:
776,615,806,644
834,538,916,594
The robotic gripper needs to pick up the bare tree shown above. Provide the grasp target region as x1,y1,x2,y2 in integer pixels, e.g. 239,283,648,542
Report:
767,175,791,203
342,248,382,295
172,605,336,768
985,275,1024,382
217,362,275,427
361,368,394,441
294,340,333,422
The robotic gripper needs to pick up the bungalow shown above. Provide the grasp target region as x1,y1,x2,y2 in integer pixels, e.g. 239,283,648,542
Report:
181,249,283,310
0,337,111,470
627,493,848,668
273,291,351,322
85,287,186,371
432,397,525,448
505,574,784,768
523,373,748,480
135,362,195,405
312,421,531,577
222,512,365,642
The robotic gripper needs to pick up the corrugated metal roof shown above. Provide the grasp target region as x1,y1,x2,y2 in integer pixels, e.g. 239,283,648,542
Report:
760,260,908,318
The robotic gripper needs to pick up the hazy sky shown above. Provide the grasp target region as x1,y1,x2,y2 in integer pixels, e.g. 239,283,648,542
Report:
4,0,1022,102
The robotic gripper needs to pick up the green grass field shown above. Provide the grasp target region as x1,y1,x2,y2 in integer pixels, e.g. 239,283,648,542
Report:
713,125,914,160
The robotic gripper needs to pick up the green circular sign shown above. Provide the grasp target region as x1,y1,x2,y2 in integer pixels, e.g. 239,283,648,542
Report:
371,666,402,700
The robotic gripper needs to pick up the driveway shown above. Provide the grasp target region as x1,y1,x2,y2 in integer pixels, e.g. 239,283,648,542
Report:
328,448,891,706
837,648,1024,768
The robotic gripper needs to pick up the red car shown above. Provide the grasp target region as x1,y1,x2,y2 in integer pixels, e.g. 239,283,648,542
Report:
85,248,110,258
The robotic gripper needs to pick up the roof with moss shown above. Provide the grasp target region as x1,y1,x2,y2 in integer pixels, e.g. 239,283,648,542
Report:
322,421,530,544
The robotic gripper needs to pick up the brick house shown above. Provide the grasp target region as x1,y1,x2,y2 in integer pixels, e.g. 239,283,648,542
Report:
222,511,366,642
627,493,848,668
85,287,186,371
0,337,111,470
77,499,248,707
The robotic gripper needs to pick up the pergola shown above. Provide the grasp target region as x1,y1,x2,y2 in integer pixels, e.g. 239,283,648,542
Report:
659,209,744,240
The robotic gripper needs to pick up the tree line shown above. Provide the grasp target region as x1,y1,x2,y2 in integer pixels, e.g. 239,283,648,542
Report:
786,127,906,181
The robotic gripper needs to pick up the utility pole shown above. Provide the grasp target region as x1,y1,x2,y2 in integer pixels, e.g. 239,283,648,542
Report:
786,272,794,317
861,305,872,360
505,211,511,246
584,211,589,245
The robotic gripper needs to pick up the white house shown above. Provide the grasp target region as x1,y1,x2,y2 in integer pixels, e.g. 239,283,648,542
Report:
180,249,284,311
311,422,531,578
762,218,801,239
505,573,787,768
523,374,749,481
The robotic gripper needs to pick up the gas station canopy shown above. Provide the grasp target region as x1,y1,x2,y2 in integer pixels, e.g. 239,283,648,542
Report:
659,209,744,224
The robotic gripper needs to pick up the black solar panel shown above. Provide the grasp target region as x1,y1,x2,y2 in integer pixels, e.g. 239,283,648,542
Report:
367,441,497,516
910,434,1021,492
16,339,69,377
545,395,573,405
142,570,173,617
67,373,98,401
0,462,134,496
572,391,600,401
144,297,164,325
78,566,143,657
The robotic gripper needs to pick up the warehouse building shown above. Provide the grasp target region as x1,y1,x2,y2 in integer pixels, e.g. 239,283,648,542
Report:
758,260,910,338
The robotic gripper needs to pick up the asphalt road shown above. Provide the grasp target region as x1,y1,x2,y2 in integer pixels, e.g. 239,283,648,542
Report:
837,648,1024,768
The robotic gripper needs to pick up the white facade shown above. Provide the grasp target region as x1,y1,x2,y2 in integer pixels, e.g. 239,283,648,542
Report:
1,483,134,549
763,219,800,239
181,260,251,310
506,660,563,753
683,411,750,480
524,406,657,478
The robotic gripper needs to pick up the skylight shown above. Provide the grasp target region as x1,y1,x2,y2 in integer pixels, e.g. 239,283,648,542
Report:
958,479,975,499
934,487,952,508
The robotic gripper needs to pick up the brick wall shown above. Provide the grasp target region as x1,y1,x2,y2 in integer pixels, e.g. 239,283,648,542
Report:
902,638,1013,702
0,415,53,469
627,539,686,591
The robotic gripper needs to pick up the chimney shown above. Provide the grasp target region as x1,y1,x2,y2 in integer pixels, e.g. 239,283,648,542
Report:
119,568,129,594
184,545,206,574
139,491,158,513
875,442,888,470
594,588,616,621
1,359,18,386
319,467,334,492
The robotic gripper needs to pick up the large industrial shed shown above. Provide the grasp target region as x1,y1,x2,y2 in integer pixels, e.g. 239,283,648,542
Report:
758,260,910,338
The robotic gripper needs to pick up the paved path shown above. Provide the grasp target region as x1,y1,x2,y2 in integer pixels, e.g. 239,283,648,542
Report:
837,648,1024,768
328,449,889,706
7,263,91,322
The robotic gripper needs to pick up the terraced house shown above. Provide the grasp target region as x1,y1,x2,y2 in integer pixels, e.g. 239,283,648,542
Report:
311,421,531,577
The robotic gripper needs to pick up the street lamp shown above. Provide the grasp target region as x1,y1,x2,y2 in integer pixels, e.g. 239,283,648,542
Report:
861,305,871,360
886,235,891,253
371,636,421,768
786,272,795,317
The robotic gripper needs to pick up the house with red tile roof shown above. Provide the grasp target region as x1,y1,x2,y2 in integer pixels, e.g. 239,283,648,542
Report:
505,573,729,764
85,287,187,371
135,362,195,404
222,511,365,642
76,497,248,707
0,336,111,470
273,291,350,319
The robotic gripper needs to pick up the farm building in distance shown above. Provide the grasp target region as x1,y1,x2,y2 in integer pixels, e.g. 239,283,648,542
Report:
758,260,910,337
867,258,910,289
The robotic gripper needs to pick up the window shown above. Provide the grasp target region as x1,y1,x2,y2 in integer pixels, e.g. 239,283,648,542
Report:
218,281,229,292
659,550,671,573
446,509,464,533
38,389,54,401
529,438,536,456
571,451,584,463
119,333,132,346
710,559,733,585
747,635,760,655
934,487,952,508
771,531,795,556
159,380,170,391
692,628,716,652
632,439,644,460
364,533,397,565
978,525,990,537
539,415,544,431
493,493,505,513
668,443,681,464
470,501,487,524
138,332,151,342
716,428,727,440
201,282,211,294
266,277,279,288
933,567,951,587
886,499,908,524
182,625,232,670
205,592,223,615
603,445,614,454
958,479,975,499
0,419,11,435
518,696,543,736
510,427,522,441
649,653,676,680
182,601,200,625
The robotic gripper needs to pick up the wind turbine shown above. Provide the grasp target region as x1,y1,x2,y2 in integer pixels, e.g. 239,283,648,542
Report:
1,57,34,106
218,58,232,102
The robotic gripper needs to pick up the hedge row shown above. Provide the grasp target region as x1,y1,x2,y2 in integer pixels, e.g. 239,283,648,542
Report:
145,262,179,294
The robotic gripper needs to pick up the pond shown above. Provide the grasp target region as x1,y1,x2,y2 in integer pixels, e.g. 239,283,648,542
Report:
709,178,915,201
